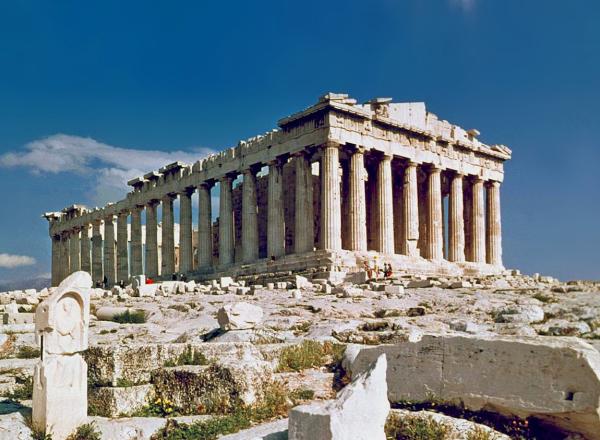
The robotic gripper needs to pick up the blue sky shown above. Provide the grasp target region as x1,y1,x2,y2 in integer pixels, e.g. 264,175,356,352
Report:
0,0,598,282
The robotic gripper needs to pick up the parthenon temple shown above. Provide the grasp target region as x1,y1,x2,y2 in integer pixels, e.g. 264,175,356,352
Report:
44,93,511,287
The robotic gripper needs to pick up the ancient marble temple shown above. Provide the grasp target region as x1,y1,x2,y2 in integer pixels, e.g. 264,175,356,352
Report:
44,93,511,287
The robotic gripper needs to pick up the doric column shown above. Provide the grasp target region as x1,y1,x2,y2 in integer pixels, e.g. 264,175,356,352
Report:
402,161,420,256
103,215,116,285
448,173,465,262
91,219,103,284
242,168,259,263
145,201,159,278
69,228,80,274
294,152,314,254
471,177,486,263
267,160,285,258
219,175,235,266
161,194,176,276
426,166,443,260
376,153,395,254
130,206,143,276
179,188,194,273
486,180,503,266
320,142,342,250
197,182,213,269
51,235,61,287
116,211,129,283
80,225,91,273
348,147,367,251
60,232,70,281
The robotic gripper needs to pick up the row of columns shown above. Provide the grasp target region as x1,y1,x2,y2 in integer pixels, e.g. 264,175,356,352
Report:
51,142,502,286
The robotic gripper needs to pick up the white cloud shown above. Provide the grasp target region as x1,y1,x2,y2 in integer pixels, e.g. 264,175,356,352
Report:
0,134,215,205
0,254,36,268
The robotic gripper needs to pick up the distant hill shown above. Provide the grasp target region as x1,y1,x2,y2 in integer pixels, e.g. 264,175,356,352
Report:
0,276,50,292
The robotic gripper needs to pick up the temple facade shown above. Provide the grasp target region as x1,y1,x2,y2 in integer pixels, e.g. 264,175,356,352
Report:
44,93,511,287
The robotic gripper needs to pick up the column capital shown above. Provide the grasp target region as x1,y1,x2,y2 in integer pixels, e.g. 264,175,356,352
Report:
267,156,286,167
180,186,196,197
243,164,261,176
322,141,342,150
147,199,160,207
471,175,485,183
104,214,115,222
429,164,443,174
405,160,419,168
199,180,215,190
487,179,501,188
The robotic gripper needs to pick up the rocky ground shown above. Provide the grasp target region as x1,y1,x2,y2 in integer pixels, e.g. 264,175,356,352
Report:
0,270,598,439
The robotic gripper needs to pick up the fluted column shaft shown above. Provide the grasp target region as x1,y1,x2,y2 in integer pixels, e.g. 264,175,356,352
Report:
116,211,129,283
80,225,91,273
69,228,80,274
179,189,194,272
486,181,503,266
51,235,60,287
294,153,314,254
103,216,116,285
145,201,159,278
320,143,342,250
448,173,465,262
130,206,143,276
91,220,103,284
242,169,259,263
267,161,285,258
376,154,395,254
426,166,443,260
402,162,420,256
471,178,486,263
161,195,176,276
60,233,70,282
219,176,235,266
198,183,213,269
348,148,367,251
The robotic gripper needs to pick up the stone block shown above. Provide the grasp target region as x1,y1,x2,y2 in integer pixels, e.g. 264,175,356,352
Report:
289,354,389,440
220,277,234,288
89,384,155,417
407,279,434,288
384,285,404,295
136,284,158,297
217,302,264,331
347,335,600,439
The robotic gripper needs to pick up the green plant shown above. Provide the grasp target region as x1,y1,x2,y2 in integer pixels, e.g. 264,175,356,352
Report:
466,426,500,440
16,346,41,359
385,413,454,440
116,378,136,387
7,377,33,400
290,388,315,401
66,422,101,440
111,310,146,324
164,346,208,367
24,413,52,440
276,340,344,372
136,397,181,417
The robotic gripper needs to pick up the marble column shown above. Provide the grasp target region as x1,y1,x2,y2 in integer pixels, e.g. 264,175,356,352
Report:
145,201,159,278
242,168,259,263
348,147,367,251
91,220,103,284
179,188,194,273
161,194,176,276
60,233,70,282
130,206,143,276
426,166,443,260
448,173,465,262
219,176,234,266
197,182,213,269
80,225,91,273
486,180,503,266
294,152,314,254
116,211,129,283
267,160,285,258
51,235,60,287
103,216,116,285
320,143,342,250
376,154,395,254
402,162,420,256
471,178,486,263
69,228,80,274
